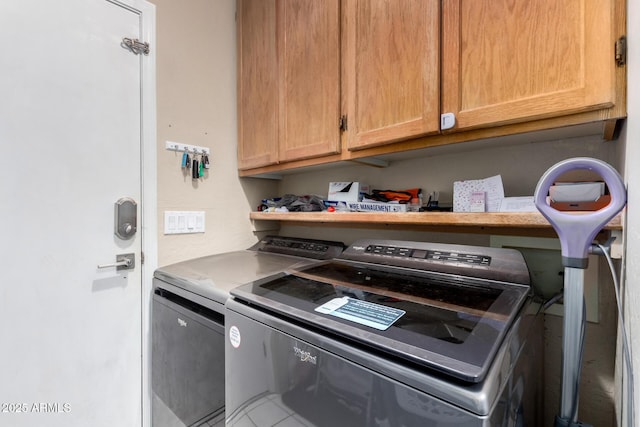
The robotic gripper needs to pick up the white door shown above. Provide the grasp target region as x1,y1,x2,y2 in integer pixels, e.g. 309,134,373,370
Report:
0,1,155,426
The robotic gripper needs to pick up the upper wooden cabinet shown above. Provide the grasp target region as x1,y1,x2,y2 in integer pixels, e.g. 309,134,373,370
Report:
237,0,341,170
344,0,441,151
237,0,625,175
237,0,278,170
441,0,621,132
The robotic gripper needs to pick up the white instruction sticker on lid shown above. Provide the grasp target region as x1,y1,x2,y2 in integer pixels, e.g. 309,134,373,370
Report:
315,297,405,331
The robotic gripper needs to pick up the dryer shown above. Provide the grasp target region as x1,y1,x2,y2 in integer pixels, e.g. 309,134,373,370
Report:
152,236,344,427
225,239,543,426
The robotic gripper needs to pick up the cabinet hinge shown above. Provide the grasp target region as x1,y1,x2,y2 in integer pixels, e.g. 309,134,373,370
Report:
615,36,626,67
339,115,348,131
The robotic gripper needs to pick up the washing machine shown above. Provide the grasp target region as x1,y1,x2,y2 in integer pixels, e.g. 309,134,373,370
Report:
225,239,544,426
152,235,345,427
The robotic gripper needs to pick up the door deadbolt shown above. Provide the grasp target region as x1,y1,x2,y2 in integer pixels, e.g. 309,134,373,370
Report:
115,197,137,240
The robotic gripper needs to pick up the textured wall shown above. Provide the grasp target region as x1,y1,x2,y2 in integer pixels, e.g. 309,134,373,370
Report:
150,0,277,266
620,0,640,423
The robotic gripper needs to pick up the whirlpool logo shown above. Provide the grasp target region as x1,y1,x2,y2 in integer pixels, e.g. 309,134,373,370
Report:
293,345,317,365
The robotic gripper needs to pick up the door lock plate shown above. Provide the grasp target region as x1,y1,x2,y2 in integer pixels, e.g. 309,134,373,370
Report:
115,197,137,240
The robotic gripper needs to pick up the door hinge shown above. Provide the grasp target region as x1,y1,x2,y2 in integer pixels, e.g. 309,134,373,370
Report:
615,36,626,67
339,115,348,131
141,251,145,265
122,38,150,56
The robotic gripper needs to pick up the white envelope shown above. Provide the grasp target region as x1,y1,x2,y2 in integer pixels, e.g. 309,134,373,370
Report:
549,182,604,202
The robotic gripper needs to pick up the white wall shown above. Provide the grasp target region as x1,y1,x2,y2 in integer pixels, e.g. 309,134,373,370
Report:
151,0,277,266
280,134,617,203
278,134,618,245
620,0,639,424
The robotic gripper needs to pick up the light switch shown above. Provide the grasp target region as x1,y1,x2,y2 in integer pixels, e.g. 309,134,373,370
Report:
164,211,205,234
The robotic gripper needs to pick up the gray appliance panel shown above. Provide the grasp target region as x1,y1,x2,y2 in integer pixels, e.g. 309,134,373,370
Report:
152,236,345,426
225,304,478,426
154,250,318,305
225,298,542,424
153,288,225,426
154,236,344,305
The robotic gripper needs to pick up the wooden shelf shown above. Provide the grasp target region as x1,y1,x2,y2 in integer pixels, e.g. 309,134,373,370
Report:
250,211,623,238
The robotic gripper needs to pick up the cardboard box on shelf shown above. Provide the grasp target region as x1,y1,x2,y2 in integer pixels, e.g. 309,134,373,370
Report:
551,195,611,211
549,182,605,202
346,202,407,213
327,182,367,202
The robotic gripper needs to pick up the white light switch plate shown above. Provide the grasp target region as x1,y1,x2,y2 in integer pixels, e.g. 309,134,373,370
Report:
164,211,205,234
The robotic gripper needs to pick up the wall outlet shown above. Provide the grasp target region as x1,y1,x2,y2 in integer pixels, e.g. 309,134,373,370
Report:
164,211,205,234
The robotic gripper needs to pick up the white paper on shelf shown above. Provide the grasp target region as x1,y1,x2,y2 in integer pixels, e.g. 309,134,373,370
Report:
453,175,505,212
499,196,538,212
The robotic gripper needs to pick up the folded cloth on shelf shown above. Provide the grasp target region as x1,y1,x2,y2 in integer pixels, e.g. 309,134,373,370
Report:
258,194,326,212
364,188,421,203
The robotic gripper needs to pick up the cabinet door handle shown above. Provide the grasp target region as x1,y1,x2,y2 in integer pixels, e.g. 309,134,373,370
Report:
440,113,456,130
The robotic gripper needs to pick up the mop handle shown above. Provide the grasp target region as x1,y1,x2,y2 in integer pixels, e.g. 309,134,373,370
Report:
534,158,626,426
534,157,626,268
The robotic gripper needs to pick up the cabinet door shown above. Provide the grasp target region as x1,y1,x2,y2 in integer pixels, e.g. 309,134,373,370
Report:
442,0,617,132
344,0,441,151
278,0,341,162
237,0,279,170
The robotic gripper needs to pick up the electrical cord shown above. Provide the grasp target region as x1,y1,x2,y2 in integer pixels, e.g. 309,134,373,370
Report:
541,291,564,312
596,243,635,427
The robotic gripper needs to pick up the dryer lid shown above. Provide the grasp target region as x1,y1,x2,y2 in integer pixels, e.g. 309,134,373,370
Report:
231,256,530,383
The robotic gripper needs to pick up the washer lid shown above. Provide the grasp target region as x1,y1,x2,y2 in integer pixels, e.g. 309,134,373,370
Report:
154,251,318,305
231,259,530,383
154,236,345,305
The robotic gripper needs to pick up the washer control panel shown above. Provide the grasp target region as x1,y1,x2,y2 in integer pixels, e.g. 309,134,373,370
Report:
340,239,530,285
365,244,491,266
251,236,345,260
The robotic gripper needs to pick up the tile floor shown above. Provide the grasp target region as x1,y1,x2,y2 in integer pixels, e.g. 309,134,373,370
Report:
197,411,225,427
154,392,311,427
226,393,313,427
153,393,225,427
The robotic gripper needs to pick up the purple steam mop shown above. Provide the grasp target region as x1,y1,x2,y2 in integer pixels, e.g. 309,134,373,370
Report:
534,157,627,427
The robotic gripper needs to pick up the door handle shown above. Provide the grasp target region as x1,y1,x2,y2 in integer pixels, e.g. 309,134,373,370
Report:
98,253,135,271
